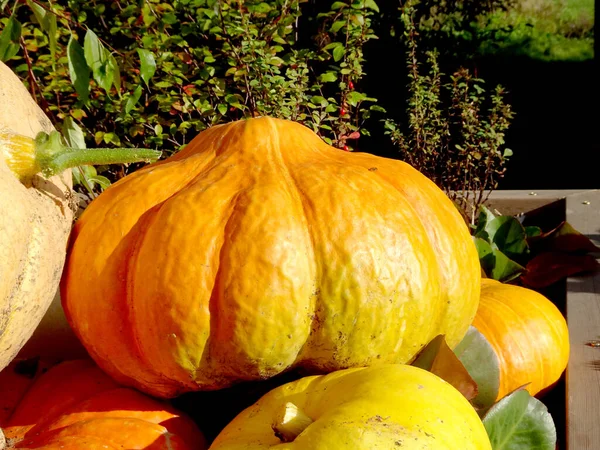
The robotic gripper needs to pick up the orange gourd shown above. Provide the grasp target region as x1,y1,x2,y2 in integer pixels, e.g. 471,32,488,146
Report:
62,117,480,397
472,279,570,400
0,359,206,449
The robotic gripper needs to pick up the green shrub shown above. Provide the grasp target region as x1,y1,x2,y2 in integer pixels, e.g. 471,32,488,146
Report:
0,0,380,194
384,2,515,221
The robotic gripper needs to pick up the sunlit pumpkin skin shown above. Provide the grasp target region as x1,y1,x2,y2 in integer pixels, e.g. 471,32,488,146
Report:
0,61,75,371
62,117,480,397
472,279,570,400
0,359,206,450
210,364,492,449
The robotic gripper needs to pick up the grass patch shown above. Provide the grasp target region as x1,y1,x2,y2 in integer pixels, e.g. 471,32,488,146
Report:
477,0,594,61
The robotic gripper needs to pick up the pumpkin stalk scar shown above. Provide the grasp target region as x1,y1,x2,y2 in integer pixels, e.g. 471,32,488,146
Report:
272,402,314,442
1,129,161,185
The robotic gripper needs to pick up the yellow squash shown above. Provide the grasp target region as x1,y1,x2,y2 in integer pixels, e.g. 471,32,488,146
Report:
62,117,481,397
210,364,492,449
473,279,570,399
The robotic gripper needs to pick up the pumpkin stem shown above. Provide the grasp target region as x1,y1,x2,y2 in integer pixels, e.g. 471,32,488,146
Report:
1,129,161,184
272,402,314,442
0,428,5,449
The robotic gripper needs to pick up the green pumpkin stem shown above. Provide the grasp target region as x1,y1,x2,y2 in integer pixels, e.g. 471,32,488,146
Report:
272,402,314,442
1,129,161,184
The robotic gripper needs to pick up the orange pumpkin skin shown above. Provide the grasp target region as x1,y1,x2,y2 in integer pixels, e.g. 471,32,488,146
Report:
472,279,570,400
0,360,206,449
61,117,480,398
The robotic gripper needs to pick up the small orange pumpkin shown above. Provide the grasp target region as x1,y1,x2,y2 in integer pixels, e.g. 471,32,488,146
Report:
0,359,206,449
62,117,481,397
472,279,569,400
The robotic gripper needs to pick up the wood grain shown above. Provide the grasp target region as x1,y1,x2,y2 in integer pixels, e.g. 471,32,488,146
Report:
565,191,600,449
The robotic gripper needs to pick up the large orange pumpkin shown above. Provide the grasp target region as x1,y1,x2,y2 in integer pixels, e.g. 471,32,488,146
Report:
0,359,206,449
62,117,480,397
472,279,570,400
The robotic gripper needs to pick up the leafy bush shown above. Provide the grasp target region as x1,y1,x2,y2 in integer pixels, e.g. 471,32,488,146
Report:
0,0,380,193
384,2,514,220
1,0,520,213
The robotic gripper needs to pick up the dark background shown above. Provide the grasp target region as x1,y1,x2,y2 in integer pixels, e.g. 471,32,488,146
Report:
307,0,599,190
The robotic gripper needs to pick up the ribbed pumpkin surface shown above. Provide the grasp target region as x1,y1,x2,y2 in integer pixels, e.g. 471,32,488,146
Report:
62,117,480,397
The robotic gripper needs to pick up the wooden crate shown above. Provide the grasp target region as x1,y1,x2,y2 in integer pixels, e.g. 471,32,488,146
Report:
486,190,600,450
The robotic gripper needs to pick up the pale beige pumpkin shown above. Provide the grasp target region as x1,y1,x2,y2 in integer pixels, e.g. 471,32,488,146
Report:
473,279,570,400
0,61,160,371
0,61,74,371
62,117,481,397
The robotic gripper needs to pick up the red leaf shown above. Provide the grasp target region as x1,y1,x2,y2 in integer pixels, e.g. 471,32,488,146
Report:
521,252,599,288
530,221,600,253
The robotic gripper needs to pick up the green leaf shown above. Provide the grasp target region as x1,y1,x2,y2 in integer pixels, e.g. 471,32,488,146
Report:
108,53,121,91
346,91,366,106
0,17,21,62
67,36,90,101
323,41,343,51
72,165,97,190
125,85,143,114
475,237,525,282
46,12,57,63
483,389,556,450
333,45,345,62
364,0,379,12
310,95,328,106
475,205,497,239
93,50,115,92
319,72,337,83
454,326,500,412
370,105,386,112
26,0,48,29
137,48,156,86
249,2,272,13
217,103,227,115
62,116,86,149
1,0,9,12
524,226,542,238
331,1,347,8
84,29,106,71
331,20,346,33
484,216,529,261
88,175,111,190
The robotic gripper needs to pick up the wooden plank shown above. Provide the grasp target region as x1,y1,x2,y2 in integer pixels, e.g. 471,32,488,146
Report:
485,190,588,217
565,190,600,449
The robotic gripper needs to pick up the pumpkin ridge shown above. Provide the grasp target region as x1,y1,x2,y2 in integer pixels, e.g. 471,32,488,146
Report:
203,190,248,384
126,155,253,394
4,361,120,439
14,417,168,449
283,153,442,368
125,205,196,395
348,153,473,345
265,118,320,368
